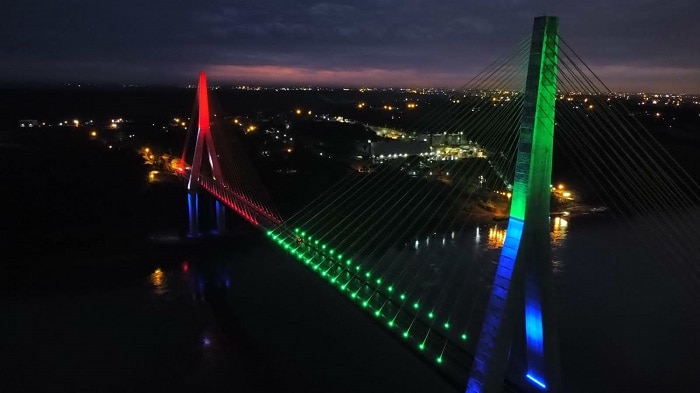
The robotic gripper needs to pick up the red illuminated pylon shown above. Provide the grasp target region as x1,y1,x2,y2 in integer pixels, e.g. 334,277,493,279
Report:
187,72,223,191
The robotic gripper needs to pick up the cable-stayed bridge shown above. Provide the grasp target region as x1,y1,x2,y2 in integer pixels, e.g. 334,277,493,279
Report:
177,16,700,393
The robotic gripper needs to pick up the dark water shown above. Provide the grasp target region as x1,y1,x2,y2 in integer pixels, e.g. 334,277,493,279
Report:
0,264,239,391
554,212,700,393
4,214,698,393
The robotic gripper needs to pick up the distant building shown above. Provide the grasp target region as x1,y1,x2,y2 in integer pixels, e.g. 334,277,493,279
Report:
416,133,469,146
19,119,39,128
367,140,430,158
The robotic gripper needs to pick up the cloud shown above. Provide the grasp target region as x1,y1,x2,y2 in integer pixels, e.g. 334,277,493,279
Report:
1,0,698,91
205,64,468,88
308,3,356,16
591,65,700,93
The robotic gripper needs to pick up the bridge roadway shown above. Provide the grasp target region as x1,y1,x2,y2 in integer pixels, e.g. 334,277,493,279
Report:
197,173,282,228
205,231,462,393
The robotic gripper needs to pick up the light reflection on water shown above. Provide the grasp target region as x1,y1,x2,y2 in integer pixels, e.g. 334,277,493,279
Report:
486,225,507,249
476,217,569,273
148,267,168,295
479,217,569,248
551,216,569,273
551,216,568,246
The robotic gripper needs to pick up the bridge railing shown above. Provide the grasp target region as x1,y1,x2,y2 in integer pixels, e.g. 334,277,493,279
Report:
197,174,283,230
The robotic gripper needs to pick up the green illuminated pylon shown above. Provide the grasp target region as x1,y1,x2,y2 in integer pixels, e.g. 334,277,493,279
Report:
467,16,561,393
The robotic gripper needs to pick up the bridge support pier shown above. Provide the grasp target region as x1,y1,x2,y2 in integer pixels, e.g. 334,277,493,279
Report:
187,191,200,237
215,199,226,234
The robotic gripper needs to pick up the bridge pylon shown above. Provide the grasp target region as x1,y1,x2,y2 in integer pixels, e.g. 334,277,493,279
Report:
467,16,561,393
184,72,226,237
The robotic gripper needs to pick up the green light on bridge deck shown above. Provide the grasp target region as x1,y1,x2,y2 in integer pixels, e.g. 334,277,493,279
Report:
338,254,343,259
346,259,352,265
329,249,334,255
300,231,306,236
314,240,319,245
428,312,434,319
387,285,393,292
330,277,336,283
351,292,357,299
341,285,347,290
321,244,326,249
418,343,425,351
436,356,443,364
355,266,361,271
413,302,420,309
294,228,299,233
362,301,368,307
403,330,410,338
461,333,468,341
400,294,406,300
266,230,272,236
376,278,382,285
443,322,450,329
387,320,394,327
374,310,381,317
365,272,371,278
321,271,327,277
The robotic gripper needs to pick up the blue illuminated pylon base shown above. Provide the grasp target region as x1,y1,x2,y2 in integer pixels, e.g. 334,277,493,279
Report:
187,191,200,238
466,216,560,393
187,192,228,237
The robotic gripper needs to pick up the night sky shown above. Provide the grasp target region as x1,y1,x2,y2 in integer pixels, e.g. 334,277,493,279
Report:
2,0,699,92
